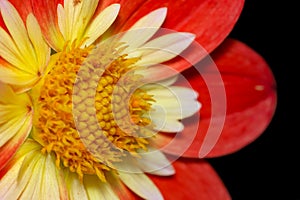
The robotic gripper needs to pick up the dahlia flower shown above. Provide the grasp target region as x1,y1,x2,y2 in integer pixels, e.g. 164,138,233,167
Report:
0,0,276,199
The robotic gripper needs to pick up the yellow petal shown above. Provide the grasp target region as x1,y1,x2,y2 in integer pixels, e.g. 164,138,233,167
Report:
26,13,50,72
0,65,39,87
84,175,119,200
84,4,120,46
0,0,36,69
0,83,32,167
0,28,28,72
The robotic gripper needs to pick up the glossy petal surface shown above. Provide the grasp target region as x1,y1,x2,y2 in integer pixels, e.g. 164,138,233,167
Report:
156,39,277,158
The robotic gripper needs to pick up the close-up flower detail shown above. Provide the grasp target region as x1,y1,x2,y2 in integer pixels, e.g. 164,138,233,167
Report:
0,0,277,199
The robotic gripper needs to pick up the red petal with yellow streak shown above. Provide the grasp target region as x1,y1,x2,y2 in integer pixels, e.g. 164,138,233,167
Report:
0,115,32,170
30,0,64,50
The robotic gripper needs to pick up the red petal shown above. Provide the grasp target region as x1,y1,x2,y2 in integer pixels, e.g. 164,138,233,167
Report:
0,13,5,29
4,0,32,22
119,0,244,53
102,0,244,72
149,159,230,200
31,0,64,50
155,39,277,158
0,116,32,170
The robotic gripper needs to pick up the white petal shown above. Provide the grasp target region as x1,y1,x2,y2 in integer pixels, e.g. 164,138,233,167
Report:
151,117,184,133
149,86,200,119
84,4,120,46
134,32,195,66
84,175,119,200
136,64,179,84
137,148,175,176
119,8,167,52
118,172,163,200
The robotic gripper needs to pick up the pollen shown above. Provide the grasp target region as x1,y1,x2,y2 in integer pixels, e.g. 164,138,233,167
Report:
32,42,155,181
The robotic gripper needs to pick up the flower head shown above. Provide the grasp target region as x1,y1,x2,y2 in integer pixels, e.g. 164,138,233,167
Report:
0,0,276,199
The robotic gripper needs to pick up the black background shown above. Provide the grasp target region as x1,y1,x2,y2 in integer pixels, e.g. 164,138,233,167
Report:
209,1,297,199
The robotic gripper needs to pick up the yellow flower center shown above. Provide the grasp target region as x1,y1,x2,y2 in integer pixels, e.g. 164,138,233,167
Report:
32,43,155,181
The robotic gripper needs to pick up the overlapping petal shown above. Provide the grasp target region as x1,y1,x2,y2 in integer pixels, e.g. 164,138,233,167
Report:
0,83,32,169
155,39,277,158
32,0,120,51
0,1,276,200
0,139,68,199
0,0,50,92
101,0,244,73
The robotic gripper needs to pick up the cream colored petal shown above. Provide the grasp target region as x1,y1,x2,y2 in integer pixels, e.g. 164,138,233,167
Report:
57,4,66,39
63,0,99,42
26,13,50,72
0,0,36,69
84,175,119,200
149,86,200,119
151,117,184,133
39,154,62,200
0,153,26,199
119,8,167,53
137,148,175,176
84,4,120,46
19,153,44,200
0,140,41,199
135,64,179,84
133,32,195,66
147,85,200,132
71,0,99,42
65,171,89,200
1,143,64,200
0,140,39,197
118,171,163,200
